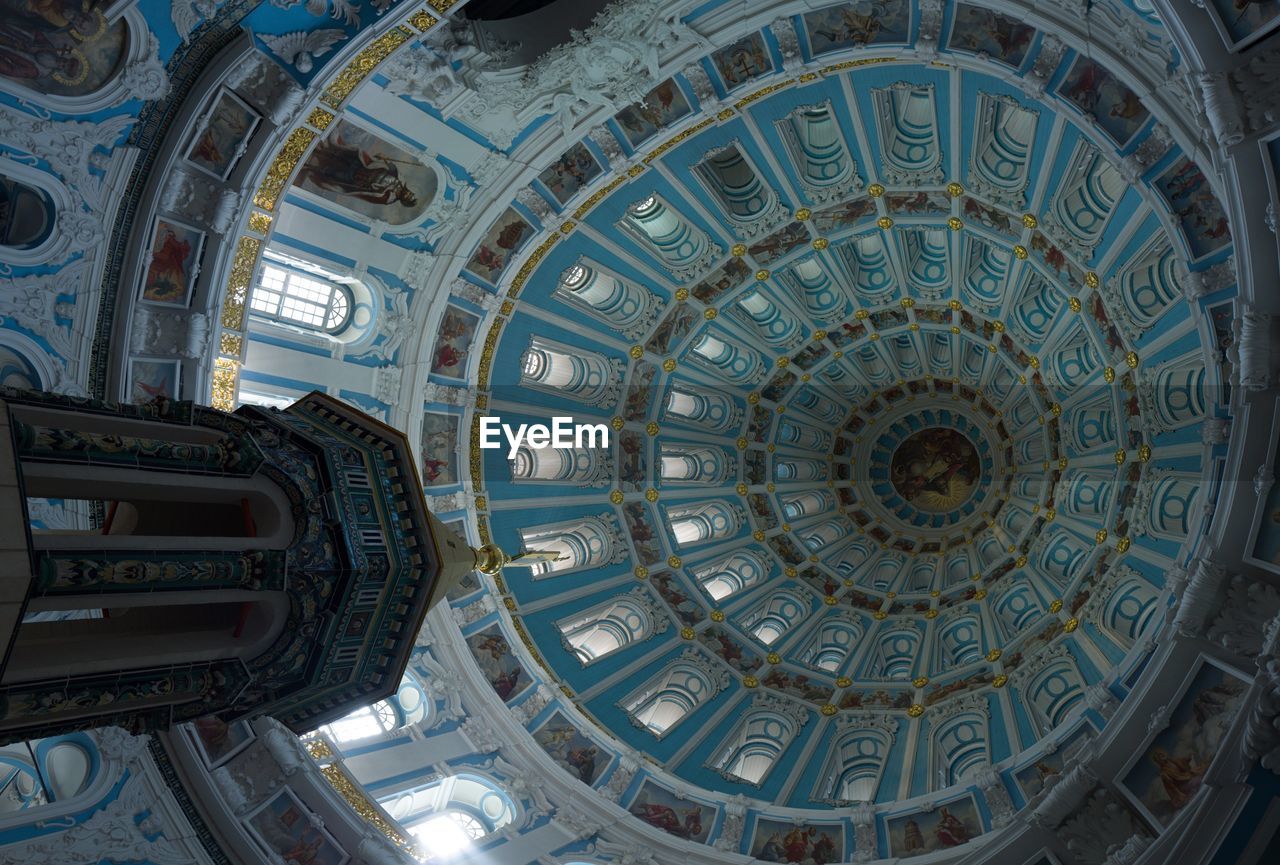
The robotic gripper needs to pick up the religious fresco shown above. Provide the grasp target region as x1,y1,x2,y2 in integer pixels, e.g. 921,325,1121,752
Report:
185,90,260,181
889,428,981,512
191,716,254,768
1153,156,1232,260
430,304,480,379
623,501,662,563
1120,660,1248,825
749,222,809,265
651,570,703,626
294,120,437,225
711,33,771,90
532,711,604,785
464,206,536,283
1055,56,1149,146
140,218,204,307
466,626,532,703
0,175,54,250
886,191,950,214
538,141,603,205
0,0,127,97
127,358,180,404
698,626,763,674
1207,0,1280,48
614,78,691,147
761,668,832,704
691,257,751,303
623,361,658,422
646,304,698,354
750,818,843,864
814,199,875,234
947,4,1037,67
802,0,910,52
1013,725,1092,799
618,429,647,490
419,412,460,487
248,789,348,865
887,797,982,857
628,781,715,842
838,688,912,709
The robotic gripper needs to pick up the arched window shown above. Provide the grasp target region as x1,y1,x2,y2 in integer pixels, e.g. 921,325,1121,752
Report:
694,143,778,226
693,550,771,601
1022,656,1086,734
0,174,55,250
933,712,988,787
659,444,730,484
617,193,717,280
666,501,741,548
938,614,982,668
782,491,832,520
993,584,1042,642
777,101,860,202
664,386,739,433
382,774,515,859
0,734,97,816
621,655,722,736
741,590,807,646
709,698,802,786
799,617,861,672
689,331,765,384
553,261,658,340
802,518,849,550
250,255,352,333
817,721,896,802
520,336,621,407
556,592,658,664
518,515,624,577
1100,573,1159,646
313,673,429,744
864,626,920,680
511,445,610,486
318,701,399,743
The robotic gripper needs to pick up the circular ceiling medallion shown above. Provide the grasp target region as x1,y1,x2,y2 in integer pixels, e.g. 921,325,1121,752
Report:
889,427,982,513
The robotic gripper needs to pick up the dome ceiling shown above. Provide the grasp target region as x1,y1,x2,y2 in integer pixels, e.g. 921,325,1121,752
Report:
452,8,1223,839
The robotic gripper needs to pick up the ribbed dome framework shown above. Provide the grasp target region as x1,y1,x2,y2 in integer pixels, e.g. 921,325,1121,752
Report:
471,48,1216,824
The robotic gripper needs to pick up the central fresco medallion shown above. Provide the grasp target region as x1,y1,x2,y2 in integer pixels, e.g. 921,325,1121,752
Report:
889,427,982,513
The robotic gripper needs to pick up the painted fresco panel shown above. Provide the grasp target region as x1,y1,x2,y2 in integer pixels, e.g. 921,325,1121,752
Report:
191,716,254,768
804,0,911,53
466,625,532,703
0,0,126,97
886,796,983,857
711,33,772,90
431,304,480,379
127,358,180,404
186,89,261,180
1153,156,1232,260
532,710,605,785
247,789,348,865
947,5,1036,67
295,120,437,225
750,817,844,863
420,411,460,487
1056,56,1149,146
538,141,603,204
464,207,536,283
628,780,715,843
614,79,691,147
1206,0,1280,49
140,218,204,307
1119,659,1249,826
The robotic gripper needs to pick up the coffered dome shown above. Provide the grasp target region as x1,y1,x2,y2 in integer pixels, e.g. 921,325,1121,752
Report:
4,0,1279,864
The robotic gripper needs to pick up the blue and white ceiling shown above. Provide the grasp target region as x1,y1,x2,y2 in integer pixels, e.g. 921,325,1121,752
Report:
7,0,1278,861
